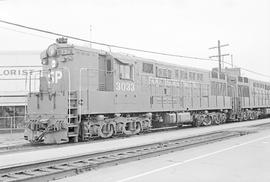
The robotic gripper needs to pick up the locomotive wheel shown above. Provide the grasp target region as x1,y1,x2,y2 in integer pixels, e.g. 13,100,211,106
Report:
134,122,142,134
250,112,255,120
122,121,142,135
123,122,135,135
201,116,206,126
202,115,212,126
238,112,244,122
243,112,248,121
221,113,227,123
99,123,114,138
213,114,221,125
254,112,259,119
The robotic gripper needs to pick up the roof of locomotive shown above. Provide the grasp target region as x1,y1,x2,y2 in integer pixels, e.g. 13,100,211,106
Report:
42,43,270,85
75,45,270,85
72,44,210,74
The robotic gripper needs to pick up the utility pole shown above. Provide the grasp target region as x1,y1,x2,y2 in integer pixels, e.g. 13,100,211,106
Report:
90,25,92,48
209,40,230,74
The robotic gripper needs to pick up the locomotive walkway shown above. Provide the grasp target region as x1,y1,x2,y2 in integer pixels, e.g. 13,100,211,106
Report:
0,119,270,181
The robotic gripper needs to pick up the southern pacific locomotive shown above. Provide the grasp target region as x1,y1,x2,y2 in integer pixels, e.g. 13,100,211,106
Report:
24,38,270,144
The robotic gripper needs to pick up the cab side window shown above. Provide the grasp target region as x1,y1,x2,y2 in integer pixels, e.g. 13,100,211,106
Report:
143,63,153,74
119,64,133,80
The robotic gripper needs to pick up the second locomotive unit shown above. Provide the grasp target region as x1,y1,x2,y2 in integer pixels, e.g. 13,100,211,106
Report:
24,38,270,144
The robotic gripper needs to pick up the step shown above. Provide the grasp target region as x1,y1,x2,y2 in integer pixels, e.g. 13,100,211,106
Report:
68,120,79,125
68,132,78,137
68,98,78,100
69,92,77,96
68,115,77,118
68,124,79,128
68,119,78,123
69,107,77,109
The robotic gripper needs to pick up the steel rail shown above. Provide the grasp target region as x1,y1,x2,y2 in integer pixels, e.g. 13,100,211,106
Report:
1,120,270,155
0,125,180,154
0,130,250,182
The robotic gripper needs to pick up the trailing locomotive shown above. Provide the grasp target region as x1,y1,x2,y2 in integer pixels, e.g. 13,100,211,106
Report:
24,38,270,144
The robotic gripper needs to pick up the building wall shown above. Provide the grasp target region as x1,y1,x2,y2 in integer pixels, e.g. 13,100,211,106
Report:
0,105,26,128
0,50,41,128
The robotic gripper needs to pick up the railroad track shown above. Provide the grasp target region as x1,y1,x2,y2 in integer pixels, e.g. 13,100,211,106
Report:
0,125,182,154
0,129,251,182
0,119,269,155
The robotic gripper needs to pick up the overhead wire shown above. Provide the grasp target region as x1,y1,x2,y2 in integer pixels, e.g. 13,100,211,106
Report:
222,60,270,78
0,19,218,61
0,19,270,80
0,25,54,41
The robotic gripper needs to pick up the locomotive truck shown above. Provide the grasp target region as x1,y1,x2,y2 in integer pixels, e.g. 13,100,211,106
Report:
24,38,270,144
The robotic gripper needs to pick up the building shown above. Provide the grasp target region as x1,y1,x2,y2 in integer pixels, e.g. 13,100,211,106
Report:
0,51,41,129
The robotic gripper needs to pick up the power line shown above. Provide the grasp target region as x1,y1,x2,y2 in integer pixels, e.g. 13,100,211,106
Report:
0,26,54,41
209,40,230,74
0,19,270,80
0,19,216,62
222,61,270,78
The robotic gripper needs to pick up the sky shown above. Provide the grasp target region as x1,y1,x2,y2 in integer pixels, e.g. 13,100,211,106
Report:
0,0,269,81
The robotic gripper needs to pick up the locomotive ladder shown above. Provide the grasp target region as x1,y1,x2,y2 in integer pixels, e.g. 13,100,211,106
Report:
68,91,79,142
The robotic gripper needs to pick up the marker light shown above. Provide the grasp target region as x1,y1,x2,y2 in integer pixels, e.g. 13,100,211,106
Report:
51,59,58,68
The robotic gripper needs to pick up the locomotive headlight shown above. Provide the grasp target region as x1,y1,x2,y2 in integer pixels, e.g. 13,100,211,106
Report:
47,44,57,57
51,59,58,68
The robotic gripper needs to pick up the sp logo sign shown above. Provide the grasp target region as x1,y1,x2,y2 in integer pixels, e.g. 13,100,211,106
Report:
48,71,63,84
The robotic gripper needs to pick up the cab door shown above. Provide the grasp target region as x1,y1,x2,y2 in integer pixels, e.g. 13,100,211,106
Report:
98,55,114,91
105,57,114,91
98,55,106,91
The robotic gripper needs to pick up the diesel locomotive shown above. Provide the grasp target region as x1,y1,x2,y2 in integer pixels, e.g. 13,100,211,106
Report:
24,38,270,144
